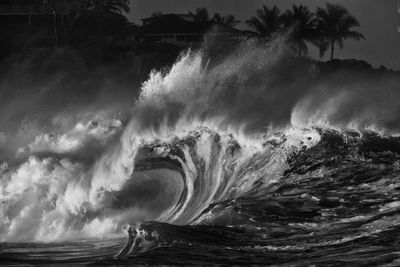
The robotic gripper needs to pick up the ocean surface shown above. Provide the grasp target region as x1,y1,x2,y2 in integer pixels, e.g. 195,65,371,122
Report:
1,41,400,265
2,129,400,265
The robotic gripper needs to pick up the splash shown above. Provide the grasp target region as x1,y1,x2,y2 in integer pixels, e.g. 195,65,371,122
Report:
0,39,400,243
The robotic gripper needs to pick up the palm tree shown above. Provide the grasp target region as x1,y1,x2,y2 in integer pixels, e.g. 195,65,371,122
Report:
92,0,130,14
212,13,240,27
315,3,364,60
280,5,318,56
47,0,82,47
48,0,129,48
189,7,210,23
54,0,130,25
246,5,282,38
65,0,130,14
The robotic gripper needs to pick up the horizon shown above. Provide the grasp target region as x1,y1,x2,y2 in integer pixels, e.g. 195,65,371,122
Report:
128,0,400,70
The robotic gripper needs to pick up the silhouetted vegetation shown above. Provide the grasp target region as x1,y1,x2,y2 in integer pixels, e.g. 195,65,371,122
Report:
60,0,131,14
46,0,130,47
188,7,240,27
246,3,365,59
280,5,318,56
70,7,129,66
315,3,365,60
246,5,282,39
212,14,240,27
189,7,211,23
0,1,373,74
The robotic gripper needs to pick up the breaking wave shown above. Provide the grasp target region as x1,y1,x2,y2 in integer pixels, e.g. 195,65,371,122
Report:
1,38,400,258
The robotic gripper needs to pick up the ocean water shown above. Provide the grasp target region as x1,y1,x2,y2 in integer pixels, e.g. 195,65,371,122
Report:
3,129,400,265
1,40,400,265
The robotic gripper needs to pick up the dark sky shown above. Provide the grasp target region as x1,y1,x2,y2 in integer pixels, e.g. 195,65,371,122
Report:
127,0,400,70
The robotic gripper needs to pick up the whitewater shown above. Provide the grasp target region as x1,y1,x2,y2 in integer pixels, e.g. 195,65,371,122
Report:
1,39,400,265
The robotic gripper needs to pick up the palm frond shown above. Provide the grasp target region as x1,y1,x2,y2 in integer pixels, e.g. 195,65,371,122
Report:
314,2,364,59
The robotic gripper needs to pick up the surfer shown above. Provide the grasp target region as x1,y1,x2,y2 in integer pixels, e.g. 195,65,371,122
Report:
115,223,160,259
115,225,137,259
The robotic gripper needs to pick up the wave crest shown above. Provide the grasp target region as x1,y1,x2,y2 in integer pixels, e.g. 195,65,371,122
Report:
1,39,400,242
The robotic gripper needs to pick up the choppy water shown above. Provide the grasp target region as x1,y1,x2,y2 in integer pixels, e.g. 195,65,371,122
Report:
2,129,400,265
1,40,400,265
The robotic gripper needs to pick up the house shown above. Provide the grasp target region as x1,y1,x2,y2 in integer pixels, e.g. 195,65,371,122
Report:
139,14,249,47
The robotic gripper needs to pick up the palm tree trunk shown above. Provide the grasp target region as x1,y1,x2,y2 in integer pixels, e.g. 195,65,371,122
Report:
330,41,335,60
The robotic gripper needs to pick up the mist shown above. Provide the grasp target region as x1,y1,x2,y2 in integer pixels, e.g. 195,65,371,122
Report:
0,36,399,242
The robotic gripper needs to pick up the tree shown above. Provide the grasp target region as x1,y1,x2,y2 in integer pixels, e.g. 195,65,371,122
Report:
49,0,131,47
189,7,210,22
212,13,240,27
94,0,130,14
246,5,282,38
280,5,318,56
64,0,131,15
315,3,364,60
47,0,81,47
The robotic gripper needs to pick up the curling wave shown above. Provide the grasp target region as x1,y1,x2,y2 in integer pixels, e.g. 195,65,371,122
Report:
1,38,400,254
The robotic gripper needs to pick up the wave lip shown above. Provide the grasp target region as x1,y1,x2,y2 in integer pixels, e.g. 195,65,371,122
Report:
2,38,400,252
128,126,321,226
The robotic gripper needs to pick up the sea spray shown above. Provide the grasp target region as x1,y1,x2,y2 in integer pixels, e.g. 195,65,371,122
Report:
1,40,400,244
